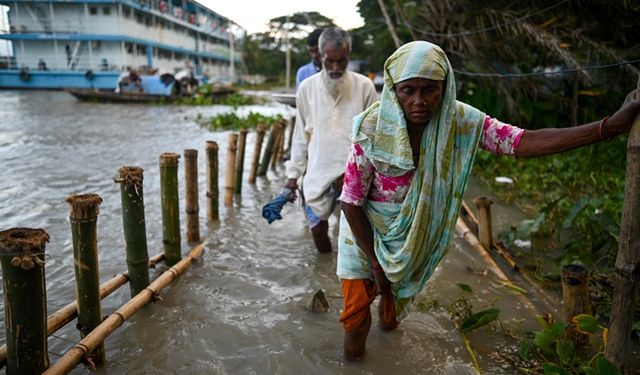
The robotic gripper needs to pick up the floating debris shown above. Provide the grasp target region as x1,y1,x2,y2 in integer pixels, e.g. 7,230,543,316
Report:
306,289,330,313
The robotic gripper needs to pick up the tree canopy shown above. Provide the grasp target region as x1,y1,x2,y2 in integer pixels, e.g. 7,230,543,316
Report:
351,0,640,126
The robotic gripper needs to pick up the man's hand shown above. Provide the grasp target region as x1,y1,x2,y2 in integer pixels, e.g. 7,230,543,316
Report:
285,178,298,202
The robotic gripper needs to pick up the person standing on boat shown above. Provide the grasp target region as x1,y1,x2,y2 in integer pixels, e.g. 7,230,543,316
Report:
337,40,640,361
285,27,378,253
295,28,324,89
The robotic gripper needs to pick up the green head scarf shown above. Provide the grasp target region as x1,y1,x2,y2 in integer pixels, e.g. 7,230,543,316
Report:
337,41,486,319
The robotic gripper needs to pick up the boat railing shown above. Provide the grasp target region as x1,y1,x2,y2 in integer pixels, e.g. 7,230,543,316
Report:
0,56,16,70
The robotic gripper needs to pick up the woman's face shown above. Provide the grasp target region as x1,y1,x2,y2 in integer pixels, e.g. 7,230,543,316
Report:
394,78,444,127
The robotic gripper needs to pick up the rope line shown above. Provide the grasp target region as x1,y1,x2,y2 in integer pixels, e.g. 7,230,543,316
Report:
407,0,569,37
453,59,640,79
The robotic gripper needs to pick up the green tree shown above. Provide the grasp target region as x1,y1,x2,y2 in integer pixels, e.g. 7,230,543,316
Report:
242,12,335,83
354,0,640,126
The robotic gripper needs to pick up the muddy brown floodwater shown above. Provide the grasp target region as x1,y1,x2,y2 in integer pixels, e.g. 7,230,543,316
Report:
0,90,556,374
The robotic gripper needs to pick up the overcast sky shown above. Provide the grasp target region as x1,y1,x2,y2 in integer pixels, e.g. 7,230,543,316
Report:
202,0,364,34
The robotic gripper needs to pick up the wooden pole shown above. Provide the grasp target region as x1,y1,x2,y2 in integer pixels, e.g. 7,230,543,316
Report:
224,133,238,206
270,122,285,170
160,152,181,266
257,124,279,177
0,253,163,366
248,124,266,184
0,228,50,374
184,149,200,243
377,0,402,48
205,141,219,221
65,194,106,368
234,129,248,194
115,166,150,297
286,116,295,155
561,264,591,346
42,243,206,375
276,120,286,163
606,80,640,371
472,196,493,250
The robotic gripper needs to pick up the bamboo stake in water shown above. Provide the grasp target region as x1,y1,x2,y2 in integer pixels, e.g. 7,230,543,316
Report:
184,149,200,243
257,124,280,177
224,133,238,206
275,120,287,163
42,244,206,375
205,141,219,221
160,152,181,266
65,194,106,368
286,116,295,155
271,121,285,169
0,253,164,366
248,125,266,184
234,129,248,194
115,166,150,297
473,196,493,250
0,228,50,375
606,79,640,371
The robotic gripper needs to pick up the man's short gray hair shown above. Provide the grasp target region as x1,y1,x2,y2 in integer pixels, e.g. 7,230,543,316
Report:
318,27,351,53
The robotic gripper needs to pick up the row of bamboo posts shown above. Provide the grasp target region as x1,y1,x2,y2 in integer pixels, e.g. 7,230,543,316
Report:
0,118,292,374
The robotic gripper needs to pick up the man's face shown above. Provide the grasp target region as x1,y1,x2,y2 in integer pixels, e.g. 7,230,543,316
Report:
308,45,321,68
321,45,349,79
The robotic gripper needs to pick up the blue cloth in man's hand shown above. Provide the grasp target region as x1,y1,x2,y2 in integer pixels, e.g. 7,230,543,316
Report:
261,187,295,224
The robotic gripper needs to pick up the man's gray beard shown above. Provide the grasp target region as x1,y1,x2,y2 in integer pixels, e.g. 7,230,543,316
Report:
321,70,349,99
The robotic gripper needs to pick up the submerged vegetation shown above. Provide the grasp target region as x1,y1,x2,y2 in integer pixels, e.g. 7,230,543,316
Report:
195,112,284,131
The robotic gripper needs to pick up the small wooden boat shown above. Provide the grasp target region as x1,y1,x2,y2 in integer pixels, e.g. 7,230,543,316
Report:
65,88,176,104
65,85,238,104
271,93,296,107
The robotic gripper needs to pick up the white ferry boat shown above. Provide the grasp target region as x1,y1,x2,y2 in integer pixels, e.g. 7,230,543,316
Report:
0,0,240,90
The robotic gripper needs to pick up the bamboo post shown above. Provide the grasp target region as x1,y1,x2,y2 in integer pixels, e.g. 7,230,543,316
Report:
115,166,151,297
0,253,163,366
257,124,279,177
234,129,248,194
224,133,238,206
561,264,591,346
205,141,219,221
473,196,494,250
248,124,266,184
65,194,106,368
270,122,284,170
0,228,50,374
286,116,295,155
276,120,286,163
42,243,206,375
160,152,181,266
606,80,640,371
184,149,200,243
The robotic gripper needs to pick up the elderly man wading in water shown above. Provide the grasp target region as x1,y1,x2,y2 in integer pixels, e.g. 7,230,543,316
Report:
285,27,378,253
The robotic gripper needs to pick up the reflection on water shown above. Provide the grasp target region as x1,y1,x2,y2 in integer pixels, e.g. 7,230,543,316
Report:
1,91,536,374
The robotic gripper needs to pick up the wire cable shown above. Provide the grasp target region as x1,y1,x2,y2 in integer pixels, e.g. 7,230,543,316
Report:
453,59,640,78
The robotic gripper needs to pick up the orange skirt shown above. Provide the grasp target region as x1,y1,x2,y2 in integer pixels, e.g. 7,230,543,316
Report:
339,279,376,332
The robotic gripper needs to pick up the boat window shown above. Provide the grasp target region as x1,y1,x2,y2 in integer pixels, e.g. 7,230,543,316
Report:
89,7,98,15
103,7,111,15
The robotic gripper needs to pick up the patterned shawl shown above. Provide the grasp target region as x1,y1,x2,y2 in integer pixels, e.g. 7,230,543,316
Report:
337,41,486,319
